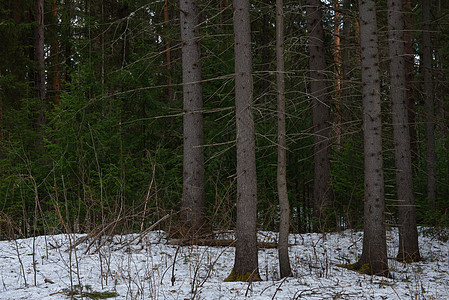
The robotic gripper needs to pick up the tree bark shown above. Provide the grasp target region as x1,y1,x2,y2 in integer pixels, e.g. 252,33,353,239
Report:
305,0,334,230
164,0,173,102
34,0,46,133
62,0,73,85
51,0,60,107
341,0,355,119
276,0,292,279
334,1,341,96
422,0,437,206
356,0,390,277
100,1,104,90
334,0,342,149
260,3,271,95
226,0,260,282
180,0,206,237
387,0,420,262
403,0,417,164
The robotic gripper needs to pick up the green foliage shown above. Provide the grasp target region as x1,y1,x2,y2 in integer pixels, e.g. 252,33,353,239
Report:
331,136,364,229
0,0,184,235
413,119,449,227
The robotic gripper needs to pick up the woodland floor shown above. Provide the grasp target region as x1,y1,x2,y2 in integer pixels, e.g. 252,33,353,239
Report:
0,227,448,299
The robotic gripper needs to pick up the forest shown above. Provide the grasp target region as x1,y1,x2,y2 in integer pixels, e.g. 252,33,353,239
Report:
1,0,449,283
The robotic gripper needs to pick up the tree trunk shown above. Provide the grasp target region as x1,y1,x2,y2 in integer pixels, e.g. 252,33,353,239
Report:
334,1,341,96
305,0,334,230
180,0,206,237
260,3,271,95
334,0,342,149
0,70,2,140
164,0,173,102
387,0,420,262
226,0,260,282
51,0,60,107
403,0,417,164
101,1,105,90
341,0,355,122
276,0,292,279
422,0,437,205
62,0,73,85
356,0,390,277
34,0,46,132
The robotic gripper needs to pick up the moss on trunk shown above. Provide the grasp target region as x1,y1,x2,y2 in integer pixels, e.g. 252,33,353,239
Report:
224,269,262,282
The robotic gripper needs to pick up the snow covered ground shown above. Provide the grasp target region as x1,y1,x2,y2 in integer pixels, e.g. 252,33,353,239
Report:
0,228,448,299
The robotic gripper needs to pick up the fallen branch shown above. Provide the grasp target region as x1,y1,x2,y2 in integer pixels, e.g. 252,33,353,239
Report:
168,238,278,249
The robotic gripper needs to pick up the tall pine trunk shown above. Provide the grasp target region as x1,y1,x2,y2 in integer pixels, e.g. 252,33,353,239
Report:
62,0,73,85
422,0,437,206
226,0,260,282
164,0,173,102
387,0,420,262
180,0,206,236
403,0,417,163
333,0,342,149
34,0,46,142
356,0,390,277
276,0,292,278
51,0,60,106
306,0,334,230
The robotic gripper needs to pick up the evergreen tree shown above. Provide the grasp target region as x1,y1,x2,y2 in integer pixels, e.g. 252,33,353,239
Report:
422,0,436,205
305,0,334,230
180,0,207,236
387,0,420,262
226,0,261,282
355,0,390,277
